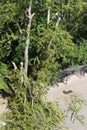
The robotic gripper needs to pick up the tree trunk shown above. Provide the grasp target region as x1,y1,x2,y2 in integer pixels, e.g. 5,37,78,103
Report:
20,62,23,87
47,6,50,25
56,20,59,27
24,0,34,75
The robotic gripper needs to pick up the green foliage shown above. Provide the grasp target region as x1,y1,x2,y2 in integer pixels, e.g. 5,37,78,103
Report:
0,0,87,129
68,95,86,124
5,102,64,130
12,38,25,63
0,63,8,89
0,2,18,29
2,70,64,130
0,76,7,90
0,63,8,76
77,39,87,64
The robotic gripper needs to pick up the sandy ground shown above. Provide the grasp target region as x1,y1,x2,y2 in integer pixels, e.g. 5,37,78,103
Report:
47,74,87,130
0,97,8,116
0,96,8,127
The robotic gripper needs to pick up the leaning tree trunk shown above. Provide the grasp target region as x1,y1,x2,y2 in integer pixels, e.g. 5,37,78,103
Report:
24,0,34,75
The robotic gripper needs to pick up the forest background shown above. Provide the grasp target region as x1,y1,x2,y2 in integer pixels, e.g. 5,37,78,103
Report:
0,0,87,130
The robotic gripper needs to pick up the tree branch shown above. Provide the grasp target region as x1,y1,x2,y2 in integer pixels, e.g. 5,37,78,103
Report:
11,61,18,70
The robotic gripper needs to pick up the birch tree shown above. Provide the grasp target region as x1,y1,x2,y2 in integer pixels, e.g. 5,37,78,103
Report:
47,6,50,25
24,0,34,75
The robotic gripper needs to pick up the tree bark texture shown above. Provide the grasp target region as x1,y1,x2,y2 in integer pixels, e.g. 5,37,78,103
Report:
24,0,34,75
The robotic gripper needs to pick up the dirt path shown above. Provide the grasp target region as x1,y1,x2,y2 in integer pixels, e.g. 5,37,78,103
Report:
47,74,87,130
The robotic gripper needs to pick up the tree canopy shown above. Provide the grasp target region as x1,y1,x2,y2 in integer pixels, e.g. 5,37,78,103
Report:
0,0,87,129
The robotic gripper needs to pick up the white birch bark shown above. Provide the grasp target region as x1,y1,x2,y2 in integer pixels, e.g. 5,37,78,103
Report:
47,6,50,25
24,0,34,75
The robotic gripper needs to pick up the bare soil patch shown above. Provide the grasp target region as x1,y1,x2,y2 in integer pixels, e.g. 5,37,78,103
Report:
47,74,87,130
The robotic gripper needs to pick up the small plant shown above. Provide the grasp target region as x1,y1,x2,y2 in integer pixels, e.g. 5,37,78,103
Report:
68,95,86,124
